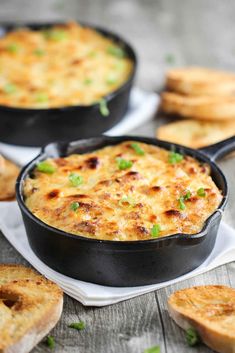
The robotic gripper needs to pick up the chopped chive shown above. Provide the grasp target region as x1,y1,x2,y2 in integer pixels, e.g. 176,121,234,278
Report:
3,83,17,94
37,161,56,174
184,190,191,200
34,48,45,56
130,142,145,156
69,321,85,330
7,43,19,53
36,93,48,103
84,78,93,85
143,346,160,353
168,151,183,164
151,224,161,238
116,157,133,170
69,173,83,187
46,335,55,349
186,328,200,346
43,29,67,41
165,53,175,64
107,45,125,58
119,196,136,208
178,196,186,210
197,187,206,197
70,201,80,211
99,99,109,117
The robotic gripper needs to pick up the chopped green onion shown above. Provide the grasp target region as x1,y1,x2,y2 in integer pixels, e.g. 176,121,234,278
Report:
107,45,125,58
70,201,80,211
178,196,186,210
37,161,56,174
168,151,183,164
197,187,206,197
116,158,133,170
3,83,17,94
7,43,19,53
84,78,93,85
106,74,117,85
143,346,160,353
119,196,136,208
46,335,55,349
151,224,161,238
36,93,48,103
34,48,45,56
69,321,85,330
99,99,109,117
43,29,67,41
186,328,200,346
165,53,175,64
130,142,145,156
69,172,83,187
184,190,191,200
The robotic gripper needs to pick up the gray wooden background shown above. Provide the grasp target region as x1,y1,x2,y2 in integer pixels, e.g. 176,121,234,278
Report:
1,1,235,352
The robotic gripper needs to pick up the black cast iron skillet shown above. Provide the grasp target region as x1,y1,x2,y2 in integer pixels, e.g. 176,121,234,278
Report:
16,135,235,287
0,23,137,146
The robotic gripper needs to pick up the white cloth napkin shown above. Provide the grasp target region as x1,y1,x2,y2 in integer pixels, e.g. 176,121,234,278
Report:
1,201,235,306
0,87,159,166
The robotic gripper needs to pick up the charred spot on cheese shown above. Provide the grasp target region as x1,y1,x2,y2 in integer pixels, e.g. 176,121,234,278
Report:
24,141,222,241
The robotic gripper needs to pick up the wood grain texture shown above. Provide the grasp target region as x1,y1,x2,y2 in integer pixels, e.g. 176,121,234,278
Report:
0,0,235,352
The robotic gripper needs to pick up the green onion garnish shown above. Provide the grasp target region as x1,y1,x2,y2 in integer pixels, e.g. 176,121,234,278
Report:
168,151,183,164
178,196,186,210
143,345,160,353
70,202,80,211
69,172,83,187
184,190,191,200
186,328,200,346
36,93,48,103
34,48,45,56
107,46,125,58
151,224,161,238
37,161,56,174
99,99,109,117
43,29,67,41
106,74,117,85
84,78,93,85
131,142,145,156
165,53,175,64
119,196,136,208
116,158,133,170
3,83,17,94
7,43,19,53
46,335,55,349
197,187,206,197
69,321,85,330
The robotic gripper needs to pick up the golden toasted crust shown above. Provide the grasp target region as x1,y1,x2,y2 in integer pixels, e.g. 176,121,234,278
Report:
156,119,235,148
0,21,133,109
166,67,235,96
23,141,222,241
0,264,63,353
0,157,19,201
160,92,235,120
168,285,235,353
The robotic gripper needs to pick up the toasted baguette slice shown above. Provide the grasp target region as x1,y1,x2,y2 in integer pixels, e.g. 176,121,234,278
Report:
161,92,235,120
0,264,63,353
0,156,19,201
166,67,235,96
156,119,235,148
168,285,235,353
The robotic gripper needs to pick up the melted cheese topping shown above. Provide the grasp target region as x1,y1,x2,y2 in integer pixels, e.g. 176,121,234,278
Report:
0,22,133,108
24,141,222,241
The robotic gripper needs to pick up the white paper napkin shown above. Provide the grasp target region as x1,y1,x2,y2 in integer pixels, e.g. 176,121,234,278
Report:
1,201,235,306
0,87,159,166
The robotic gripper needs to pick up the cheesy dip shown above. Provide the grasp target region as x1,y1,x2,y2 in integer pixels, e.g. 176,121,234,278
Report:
0,22,133,109
24,141,222,241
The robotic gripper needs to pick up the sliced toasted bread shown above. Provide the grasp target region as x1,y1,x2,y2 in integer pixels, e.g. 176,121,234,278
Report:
0,264,63,353
156,119,235,148
166,67,235,96
0,156,19,201
168,285,235,353
160,92,235,120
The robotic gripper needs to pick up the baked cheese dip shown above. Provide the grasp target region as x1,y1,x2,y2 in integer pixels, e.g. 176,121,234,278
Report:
0,22,133,109
23,141,222,241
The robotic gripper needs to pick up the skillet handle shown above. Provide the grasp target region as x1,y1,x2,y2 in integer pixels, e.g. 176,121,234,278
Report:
199,135,235,161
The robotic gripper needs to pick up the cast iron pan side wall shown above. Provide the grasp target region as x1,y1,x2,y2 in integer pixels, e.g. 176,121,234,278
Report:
16,136,228,287
0,23,137,146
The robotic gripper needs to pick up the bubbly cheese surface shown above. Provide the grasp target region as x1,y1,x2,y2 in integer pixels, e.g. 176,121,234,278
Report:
0,22,133,108
24,141,222,241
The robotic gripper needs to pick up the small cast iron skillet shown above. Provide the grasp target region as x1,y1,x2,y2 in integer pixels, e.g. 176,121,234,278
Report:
0,23,137,147
16,135,235,287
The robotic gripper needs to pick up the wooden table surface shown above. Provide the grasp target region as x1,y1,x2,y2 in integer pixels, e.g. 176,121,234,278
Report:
1,1,235,352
